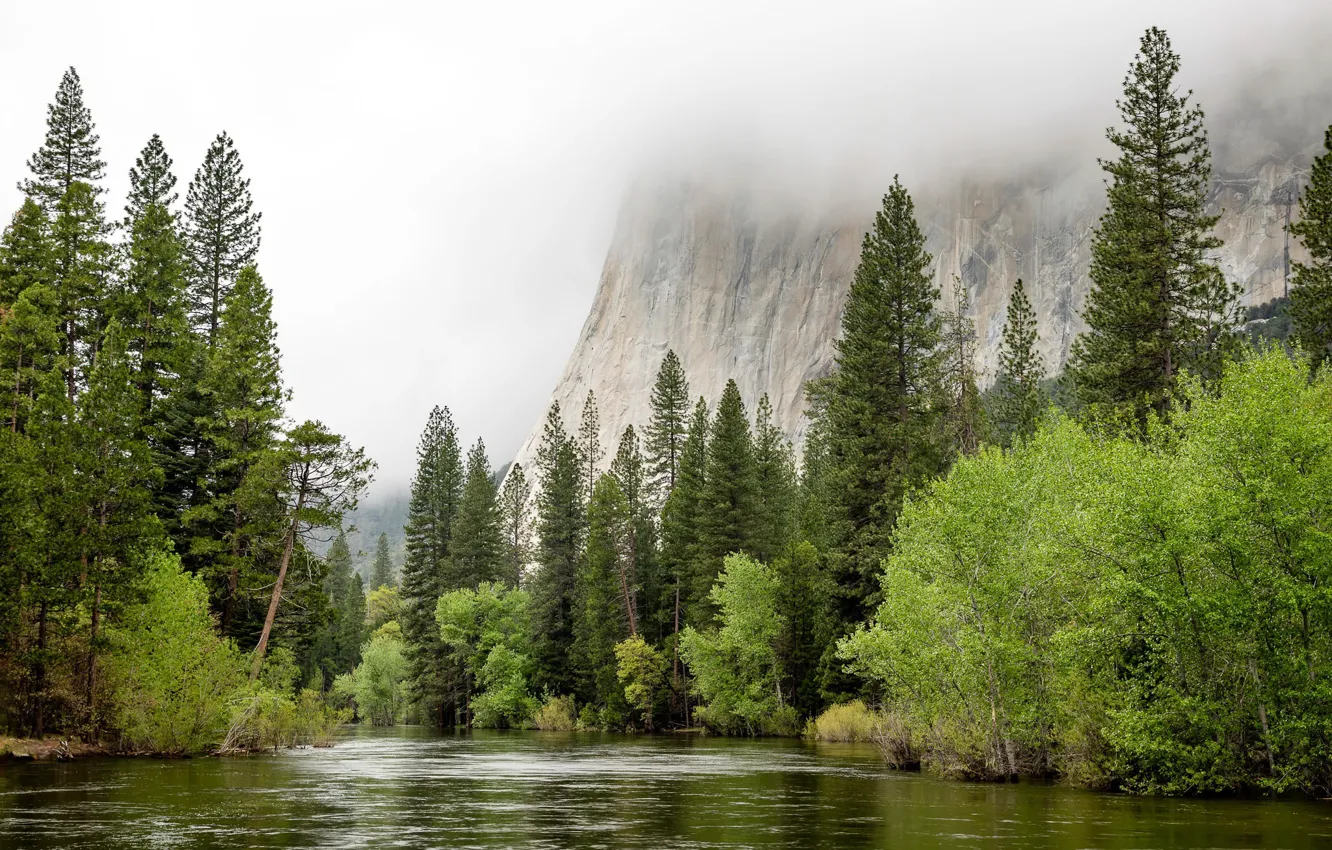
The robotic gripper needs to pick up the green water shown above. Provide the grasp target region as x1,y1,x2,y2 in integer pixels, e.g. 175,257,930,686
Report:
1,727,1327,849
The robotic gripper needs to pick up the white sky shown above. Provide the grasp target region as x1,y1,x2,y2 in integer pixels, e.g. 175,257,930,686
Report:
1,0,1328,494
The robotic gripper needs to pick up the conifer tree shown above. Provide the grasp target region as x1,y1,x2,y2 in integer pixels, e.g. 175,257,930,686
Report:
577,390,602,502
119,199,188,422
694,380,759,624
20,67,106,210
573,473,634,716
51,181,113,402
308,532,365,687
187,265,287,635
0,201,58,432
182,132,261,344
399,405,464,724
497,462,532,586
611,425,659,638
530,401,585,696
1068,27,1240,425
994,279,1046,445
451,439,504,588
752,393,796,564
123,134,178,226
1290,125,1332,373
645,349,691,503
370,531,395,589
810,175,944,620
660,398,709,631
773,541,834,719
940,277,983,457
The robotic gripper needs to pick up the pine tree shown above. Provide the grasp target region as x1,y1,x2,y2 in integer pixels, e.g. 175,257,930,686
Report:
773,541,834,719
119,199,189,423
0,201,58,432
610,425,658,638
1068,27,1240,425
572,473,634,716
450,439,504,588
182,132,261,344
497,462,532,586
530,401,585,696
645,349,691,504
752,393,796,564
994,279,1046,445
123,134,178,226
399,405,464,724
308,532,365,687
370,531,395,589
694,379,760,624
811,175,944,621
1290,125,1332,373
187,265,287,636
660,398,709,631
940,277,983,457
51,181,113,403
20,67,106,210
577,390,602,502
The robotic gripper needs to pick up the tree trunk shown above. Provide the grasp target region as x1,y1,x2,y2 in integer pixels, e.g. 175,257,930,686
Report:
250,487,306,682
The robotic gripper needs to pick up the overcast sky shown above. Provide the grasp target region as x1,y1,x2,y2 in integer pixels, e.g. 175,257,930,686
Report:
1,0,1328,496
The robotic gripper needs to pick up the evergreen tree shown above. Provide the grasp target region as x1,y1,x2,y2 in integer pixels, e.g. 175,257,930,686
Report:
1068,27,1240,425
123,134,178,226
118,199,188,423
940,277,983,457
645,349,691,504
399,405,464,725
370,531,395,589
186,265,287,636
497,462,532,586
810,175,944,621
577,390,602,502
752,393,796,565
0,201,58,432
20,67,106,210
1290,125,1332,373
572,474,634,717
610,425,659,639
694,379,759,625
0,200,54,308
451,439,504,588
660,398,709,631
182,132,261,344
307,532,365,688
773,541,834,719
994,279,1046,445
51,181,113,402
529,402,585,696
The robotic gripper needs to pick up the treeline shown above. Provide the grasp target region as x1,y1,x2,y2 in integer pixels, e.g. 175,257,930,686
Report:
386,28,1332,797
0,68,373,749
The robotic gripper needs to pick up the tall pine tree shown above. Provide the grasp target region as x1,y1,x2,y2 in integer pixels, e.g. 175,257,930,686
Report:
182,132,261,344
577,390,602,503
645,349,691,505
993,279,1045,445
20,67,106,211
752,393,796,565
1068,27,1240,425
497,462,532,586
572,473,634,717
693,379,759,625
0,201,58,433
1290,125,1332,373
530,401,585,696
51,181,113,403
370,531,395,589
450,438,503,588
660,398,709,632
123,134,177,226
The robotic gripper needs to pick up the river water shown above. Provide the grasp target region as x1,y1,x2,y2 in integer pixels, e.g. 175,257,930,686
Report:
1,727,1328,849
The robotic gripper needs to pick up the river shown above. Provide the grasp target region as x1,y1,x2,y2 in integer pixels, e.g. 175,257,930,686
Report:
1,727,1328,848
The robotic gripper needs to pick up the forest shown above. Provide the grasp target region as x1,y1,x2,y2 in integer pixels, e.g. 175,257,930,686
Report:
2,27,1331,798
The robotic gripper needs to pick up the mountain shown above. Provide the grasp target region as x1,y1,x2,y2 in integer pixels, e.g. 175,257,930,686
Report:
509,82,1329,476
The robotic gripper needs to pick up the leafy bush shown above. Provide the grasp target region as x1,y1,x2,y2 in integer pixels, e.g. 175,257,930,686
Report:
806,700,881,742
615,635,668,730
107,551,244,755
348,631,408,726
532,694,577,731
436,582,535,728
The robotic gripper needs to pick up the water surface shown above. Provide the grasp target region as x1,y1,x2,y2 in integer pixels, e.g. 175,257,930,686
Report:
1,727,1327,848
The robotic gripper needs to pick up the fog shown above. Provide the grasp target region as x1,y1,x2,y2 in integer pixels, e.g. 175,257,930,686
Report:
1,0,1329,496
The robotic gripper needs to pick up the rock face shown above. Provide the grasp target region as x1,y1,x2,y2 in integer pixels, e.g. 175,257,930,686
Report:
509,114,1321,478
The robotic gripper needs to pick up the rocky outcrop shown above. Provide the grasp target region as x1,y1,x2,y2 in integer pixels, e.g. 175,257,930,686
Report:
509,113,1322,478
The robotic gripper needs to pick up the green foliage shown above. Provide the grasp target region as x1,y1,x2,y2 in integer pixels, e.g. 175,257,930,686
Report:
451,439,504,587
993,279,1046,445
615,635,668,730
751,393,796,565
680,554,787,735
610,425,660,640
841,350,1332,793
577,390,602,503
304,532,366,689
1068,27,1241,425
694,380,759,624
531,693,577,731
346,630,408,726
497,462,532,585
809,175,945,623
436,581,535,727
660,397,708,628
805,700,882,743
1290,125,1332,372
370,531,395,589
573,474,635,717
773,541,834,718
366,584,402,631
107,551,244,754
530,402,585,697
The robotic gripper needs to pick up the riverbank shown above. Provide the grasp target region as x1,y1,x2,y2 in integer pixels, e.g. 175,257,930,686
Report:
0,737,107,761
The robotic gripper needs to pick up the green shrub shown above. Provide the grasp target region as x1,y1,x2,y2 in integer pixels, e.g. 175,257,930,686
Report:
806,700,880,742
532,694,577,731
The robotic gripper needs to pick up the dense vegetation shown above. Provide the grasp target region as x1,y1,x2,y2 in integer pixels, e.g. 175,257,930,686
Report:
3,26,1331,799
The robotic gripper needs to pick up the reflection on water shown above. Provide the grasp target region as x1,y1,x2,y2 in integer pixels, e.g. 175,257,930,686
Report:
1,727,1328,849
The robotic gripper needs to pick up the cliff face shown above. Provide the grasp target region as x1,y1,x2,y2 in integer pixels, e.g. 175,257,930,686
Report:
509,131,1317,478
